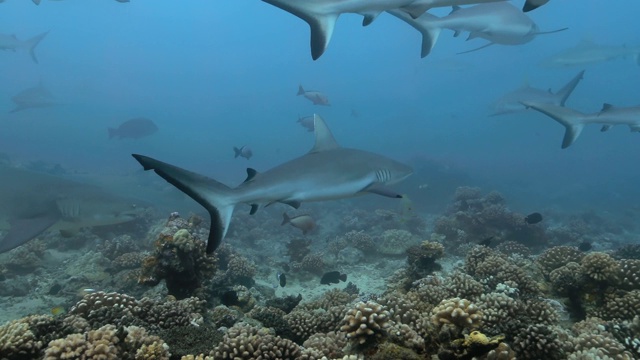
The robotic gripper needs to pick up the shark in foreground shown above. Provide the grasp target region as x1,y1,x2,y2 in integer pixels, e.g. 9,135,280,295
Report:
522,101,640,148
490,70,584,116
133,114,413,253
0,31,48,64
0,166,149,254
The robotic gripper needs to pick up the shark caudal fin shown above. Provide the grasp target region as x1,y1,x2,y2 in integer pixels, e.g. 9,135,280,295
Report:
555,70,585,106
132,154,236,253
387,10,441,58
24,31,49,64
521,101,586,149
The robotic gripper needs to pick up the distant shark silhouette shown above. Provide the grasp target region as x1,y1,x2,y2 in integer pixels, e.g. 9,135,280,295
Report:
10,81,57,113
0,166,148,253
491,70,584,116
0,31,48,64
522,101,640,148
540,40,640,68
133,114,413,253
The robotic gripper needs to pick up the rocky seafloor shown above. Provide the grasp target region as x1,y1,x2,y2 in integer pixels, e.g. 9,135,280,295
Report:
1,186,640,359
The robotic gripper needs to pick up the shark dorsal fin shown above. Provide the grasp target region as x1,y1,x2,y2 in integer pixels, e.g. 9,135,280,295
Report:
601,103,614,112
309,114,339,153
244,168,258,183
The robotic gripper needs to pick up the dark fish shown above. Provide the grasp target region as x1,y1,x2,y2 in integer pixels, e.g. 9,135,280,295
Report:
524,212,543,224
297,115,315,132
320,271,347,285
233,145,252,160
278,272,286,287
108,117,158,140
282,213,316,235
478,236,493,247
221,290,240,307
578,241,592,252
280,262,291,272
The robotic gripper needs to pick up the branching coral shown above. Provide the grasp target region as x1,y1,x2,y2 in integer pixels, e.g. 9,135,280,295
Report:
212,323,301,360
581,252,620,283
618,259,640,290
537,246,585,276
511,325,565,360
340,301,392,348
378,229,417,255
0,318,43,360
430,298,483,330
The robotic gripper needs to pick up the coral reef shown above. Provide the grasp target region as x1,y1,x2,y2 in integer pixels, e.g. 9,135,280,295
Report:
340,301,392,348
212,323,301,360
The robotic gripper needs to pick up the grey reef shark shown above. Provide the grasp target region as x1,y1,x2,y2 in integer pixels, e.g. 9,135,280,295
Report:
260,0,503,60
540,40,640,68
522,101,640,149
389,2,566,57
0,166,148,254
10,80,57,113
491,70,584,116
133,114,413,254
0,31,48,64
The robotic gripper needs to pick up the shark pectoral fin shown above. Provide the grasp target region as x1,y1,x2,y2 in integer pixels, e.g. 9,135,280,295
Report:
280,200,301,209
0,213,59,254
361,11,381,26
363,185,403,198
600,125,612,132
244,168,259,183
249,204,259,215
132,154,236,254
309,13,338,60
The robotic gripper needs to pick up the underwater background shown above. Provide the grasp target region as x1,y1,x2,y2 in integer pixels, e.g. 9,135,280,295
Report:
1,1,640,359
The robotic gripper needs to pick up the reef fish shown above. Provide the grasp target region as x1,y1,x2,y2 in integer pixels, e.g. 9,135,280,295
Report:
108,118,158,140
320,271,347,285
233,146,253,160
0,31,48,63
298,115,315,132
521,101,640,149
491,70,584,116
297,85,330,106
282,213,316,235
278,272,286,287
524,212,543,224
133,114,412,254
10,81,56,113
0,166,148,254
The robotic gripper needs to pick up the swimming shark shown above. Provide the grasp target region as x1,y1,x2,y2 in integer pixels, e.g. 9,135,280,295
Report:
0,31,48,64
540,40,640,68
10,80,56,113
133,114,413,253
491,70,584,116
521,101,640,148
389,2,566,57
0,166,149,254
261,0,421,60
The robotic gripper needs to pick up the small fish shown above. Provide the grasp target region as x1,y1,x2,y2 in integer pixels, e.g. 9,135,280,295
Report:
282,213,316,235
578,241,592,252
478,236,494,247
277,272,286,287
524,212,543,224
221,290,240,307
233,145,252,160
320,271,347,285
108,117,158,140
297,114,315,132
297,85,330,106
280,262,291,272
51,306,65,316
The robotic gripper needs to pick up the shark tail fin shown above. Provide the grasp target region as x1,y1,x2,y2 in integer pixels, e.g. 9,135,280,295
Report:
24,31,49,64
132,154,236,253
555,70,585,106
233,147,242,158
522,101,586,149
